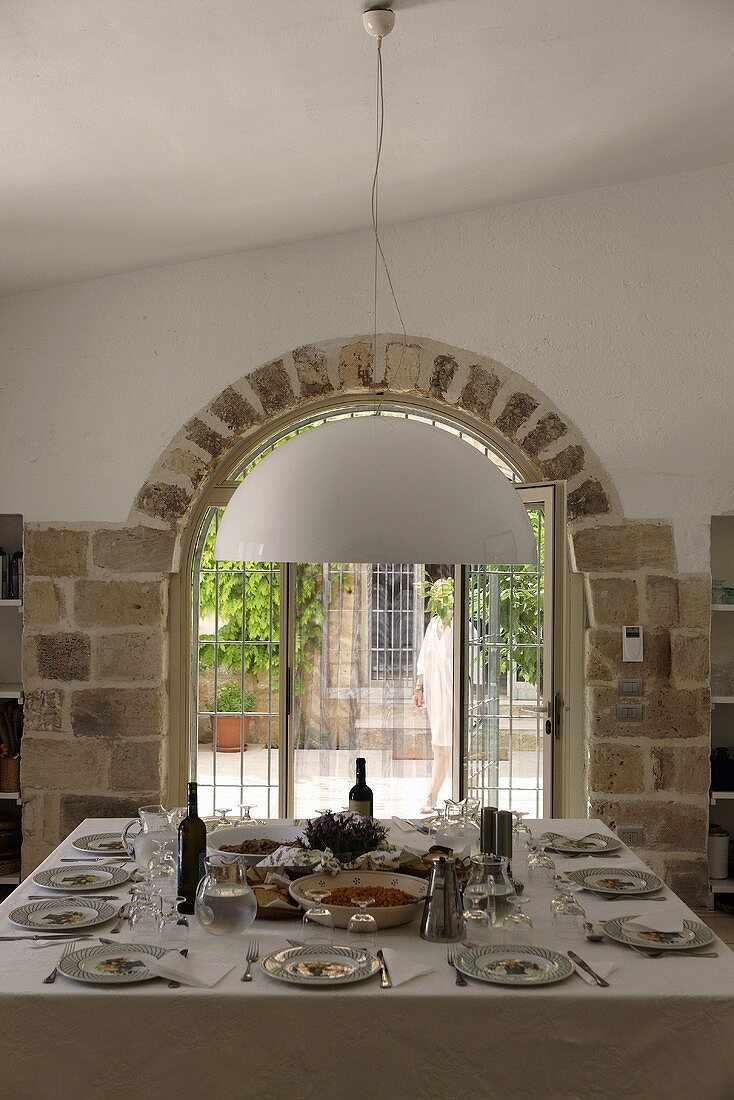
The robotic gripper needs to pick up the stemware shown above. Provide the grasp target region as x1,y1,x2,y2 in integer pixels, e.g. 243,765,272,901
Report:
462,880,493,944
129,889,161,944
159,896,188,950
301,890,335,946
550,879,586,941
503,894,534,946
147,840,177,899
236,804,258,827
347,895,377,950
212,807,234,830
527,838,556,881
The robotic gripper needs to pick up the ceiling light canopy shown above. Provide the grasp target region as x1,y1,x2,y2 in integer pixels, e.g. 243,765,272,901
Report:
214,416,536,564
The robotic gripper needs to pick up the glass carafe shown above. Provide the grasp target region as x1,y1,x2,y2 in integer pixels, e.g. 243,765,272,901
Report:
464,854,514,924
195,855,257,937
435,799,480,859
122,805,178,869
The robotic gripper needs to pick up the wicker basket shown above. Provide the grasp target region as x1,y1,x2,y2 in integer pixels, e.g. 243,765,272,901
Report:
0,755,20,793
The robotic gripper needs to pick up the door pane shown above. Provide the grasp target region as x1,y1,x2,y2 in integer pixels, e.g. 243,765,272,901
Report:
464,507,547,816
192,508,281,818
292,563,455,818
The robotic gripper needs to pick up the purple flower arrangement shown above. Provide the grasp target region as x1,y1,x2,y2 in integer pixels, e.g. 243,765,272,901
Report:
299,811,388,862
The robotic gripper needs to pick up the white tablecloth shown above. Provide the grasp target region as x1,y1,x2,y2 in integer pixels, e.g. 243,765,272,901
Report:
0,818,732,1100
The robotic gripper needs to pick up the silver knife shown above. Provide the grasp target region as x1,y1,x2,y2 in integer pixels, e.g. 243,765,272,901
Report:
567,949,610,987
27,894,122,901
375,948,392,988
0,934,95,942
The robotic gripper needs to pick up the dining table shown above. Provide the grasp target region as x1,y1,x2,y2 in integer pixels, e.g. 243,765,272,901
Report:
0,816,732,1100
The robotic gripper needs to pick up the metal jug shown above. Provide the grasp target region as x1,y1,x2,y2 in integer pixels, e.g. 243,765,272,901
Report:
420,855,466,942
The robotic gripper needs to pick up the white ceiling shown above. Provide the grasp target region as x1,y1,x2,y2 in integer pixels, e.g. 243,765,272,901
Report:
2,0,733,295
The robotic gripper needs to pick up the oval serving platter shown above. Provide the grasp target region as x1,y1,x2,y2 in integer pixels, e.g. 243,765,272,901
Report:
455,945,574,987
58,943,165,984
601,915,714,951
261,946,380,987
72,832,127,856
32,864,131,892
9,898,117,931
566,867,662,896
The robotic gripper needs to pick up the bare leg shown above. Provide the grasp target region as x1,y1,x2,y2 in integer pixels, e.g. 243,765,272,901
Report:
421,745,451,813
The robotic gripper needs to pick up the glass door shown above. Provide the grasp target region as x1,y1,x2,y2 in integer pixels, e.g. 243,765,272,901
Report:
462,487,555,816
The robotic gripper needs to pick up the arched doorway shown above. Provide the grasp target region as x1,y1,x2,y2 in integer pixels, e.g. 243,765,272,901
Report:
176,394,564,820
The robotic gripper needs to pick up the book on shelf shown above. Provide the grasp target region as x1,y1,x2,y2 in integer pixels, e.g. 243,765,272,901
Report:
0,549,23,600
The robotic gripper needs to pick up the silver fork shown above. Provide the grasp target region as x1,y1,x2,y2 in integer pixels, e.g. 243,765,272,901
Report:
42,939,77,984
629,944,719,959
241,938,259,982
447,943,467,986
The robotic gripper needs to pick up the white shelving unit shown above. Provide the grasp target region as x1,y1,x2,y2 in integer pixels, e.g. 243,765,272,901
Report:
710,791,734,805
712,605,734,612
0,685,22,700
0,874,19,886
712,696,734,706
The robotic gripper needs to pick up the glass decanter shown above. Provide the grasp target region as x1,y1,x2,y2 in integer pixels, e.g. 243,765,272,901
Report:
194,854,257,937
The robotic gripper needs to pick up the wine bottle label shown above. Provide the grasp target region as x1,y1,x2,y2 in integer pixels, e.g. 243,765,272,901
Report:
348,799,372,816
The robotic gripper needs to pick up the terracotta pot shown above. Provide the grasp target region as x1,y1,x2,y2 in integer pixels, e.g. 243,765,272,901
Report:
210,714,250,753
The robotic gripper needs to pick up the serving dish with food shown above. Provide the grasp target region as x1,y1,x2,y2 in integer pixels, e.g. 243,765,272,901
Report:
207,823,301,866
288,870,428,929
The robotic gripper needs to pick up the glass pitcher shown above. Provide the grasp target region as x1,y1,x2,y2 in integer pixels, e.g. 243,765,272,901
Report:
464,854,514,925
122,805,178,869
194,854,257,937
435,799,480,859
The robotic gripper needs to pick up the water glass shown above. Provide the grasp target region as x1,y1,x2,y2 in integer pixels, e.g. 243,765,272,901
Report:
347,896,377,951
129,889,161,944
159,896,188,950
503,895,534,946
550,892,586,940
301,891,335,946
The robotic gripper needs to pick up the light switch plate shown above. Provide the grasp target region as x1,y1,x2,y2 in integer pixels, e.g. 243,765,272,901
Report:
617,825,645,846
616,703,643,722
618,677,644,696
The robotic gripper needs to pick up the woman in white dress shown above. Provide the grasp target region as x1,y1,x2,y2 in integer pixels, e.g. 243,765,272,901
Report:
413,607,453,814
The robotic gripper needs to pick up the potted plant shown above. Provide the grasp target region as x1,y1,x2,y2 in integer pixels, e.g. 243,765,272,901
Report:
207,682,256,753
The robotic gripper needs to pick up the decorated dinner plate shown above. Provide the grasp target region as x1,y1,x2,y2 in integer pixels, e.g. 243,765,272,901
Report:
261,945,380,987
72,832,127,856
9,898,117,931
601,915,714,951
455,945,574,987
32,864,131,892
542,831,622,855
566,866,662,896
58,943,165,984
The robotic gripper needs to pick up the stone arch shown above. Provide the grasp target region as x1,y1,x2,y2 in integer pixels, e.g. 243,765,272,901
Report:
20,334,709,905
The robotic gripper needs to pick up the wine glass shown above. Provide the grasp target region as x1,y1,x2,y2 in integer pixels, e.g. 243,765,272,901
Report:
159,896,188,950
147,840,177,899
301,890,335,946
462,880,493,945
347,895,377,951
129,888,161,944
236,804,257,827
550,892,586,941
503,894,534,946
527,838,555,881
212,807,233,830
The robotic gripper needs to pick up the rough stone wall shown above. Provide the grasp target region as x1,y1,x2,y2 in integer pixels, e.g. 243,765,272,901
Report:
19,334,711,902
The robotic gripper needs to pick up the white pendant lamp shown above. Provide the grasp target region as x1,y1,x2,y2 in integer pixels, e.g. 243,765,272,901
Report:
214,416,536,564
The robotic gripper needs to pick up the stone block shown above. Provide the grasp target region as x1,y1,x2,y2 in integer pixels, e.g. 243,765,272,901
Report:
427,354,457,399
384,341,420,390
33,632,91,681
495,392,538,438
567,478,611,520
249,359,297,412
60,793,161,839
644,575,679,626
457,365,501,420
95,632,163,681
24,527,88,577
135,482,190,523
23,580,64,627
293,345,333,397
662,856,709,908
678,575,711,629
670,632,709,683
587,576,639,627
651,745,710,795
339,342,375,389
209,386,260,433
71,687,163,738
521,413,567,457
24,689,63,732
75,579,164,628
21,736,108,790
588,684,708,739
109,739,163,791
93,526,176,574
184,416,227,458
589,798,707,852
588,743,645,794
585,629,670,683
162,447,210,489
538,445,585,481
572,523,677,572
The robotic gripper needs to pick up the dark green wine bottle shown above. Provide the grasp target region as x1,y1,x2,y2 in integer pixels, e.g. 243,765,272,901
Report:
348,757,374,817
177,781,207,914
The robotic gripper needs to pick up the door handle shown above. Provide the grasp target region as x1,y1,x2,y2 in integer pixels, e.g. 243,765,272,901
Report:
545,718,552,736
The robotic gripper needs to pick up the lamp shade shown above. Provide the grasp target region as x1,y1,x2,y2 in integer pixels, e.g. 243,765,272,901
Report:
214,415,536,564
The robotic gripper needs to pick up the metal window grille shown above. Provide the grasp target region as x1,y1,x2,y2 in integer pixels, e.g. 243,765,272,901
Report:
370,563,416,681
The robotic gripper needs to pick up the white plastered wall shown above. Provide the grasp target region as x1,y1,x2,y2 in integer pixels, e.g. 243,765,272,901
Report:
0,161,732,572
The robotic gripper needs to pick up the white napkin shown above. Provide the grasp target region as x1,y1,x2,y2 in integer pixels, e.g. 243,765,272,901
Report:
145,954,234,987
391,817,417,832
378,948,433,987
572,958,617,985
625,911,686,934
